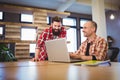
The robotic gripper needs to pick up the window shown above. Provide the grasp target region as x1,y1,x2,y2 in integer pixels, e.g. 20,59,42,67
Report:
47,17,49,24
63,18,76,26
47,16,51,24
67,28,77,52
29,43,36,58
0,27,3,35
21,27,37,41
3,12,20,22
63,17,77,52
0,11,3,20
29,43,36,53
21,14,33,23
0,25,5,40
80,19,89,43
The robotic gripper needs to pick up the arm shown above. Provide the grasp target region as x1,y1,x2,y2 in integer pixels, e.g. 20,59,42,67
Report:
32,29,48,61
80,39,108,61
94,39,108,60
69,42,90,60
60,26,66,38
70,52,92,60
70,38,108,61
32,48,40,61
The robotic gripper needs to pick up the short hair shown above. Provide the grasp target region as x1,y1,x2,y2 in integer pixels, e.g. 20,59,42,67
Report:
91,21,97,32
52,16,62,23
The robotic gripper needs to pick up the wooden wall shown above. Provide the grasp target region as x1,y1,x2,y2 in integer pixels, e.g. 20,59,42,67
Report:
0,4,70,59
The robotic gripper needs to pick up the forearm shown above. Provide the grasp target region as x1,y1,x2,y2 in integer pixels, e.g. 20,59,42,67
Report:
80,55,92,60
70,53,93,60
95,53,107,61
32,48,40,61
35,48,40,58
70,53,81,59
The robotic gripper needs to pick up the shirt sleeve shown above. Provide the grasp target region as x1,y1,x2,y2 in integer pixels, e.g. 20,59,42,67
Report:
76,42,86,55
60,27,66,38
94,38,108,60
36,29,48,49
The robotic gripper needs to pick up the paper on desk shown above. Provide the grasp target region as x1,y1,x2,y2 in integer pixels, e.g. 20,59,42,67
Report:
74,60,110,66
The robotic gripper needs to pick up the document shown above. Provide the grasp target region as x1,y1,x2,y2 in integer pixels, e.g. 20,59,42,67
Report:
74,60,111,66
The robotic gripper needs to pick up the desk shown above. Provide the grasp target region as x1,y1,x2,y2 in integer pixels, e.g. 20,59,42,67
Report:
0,61,120,80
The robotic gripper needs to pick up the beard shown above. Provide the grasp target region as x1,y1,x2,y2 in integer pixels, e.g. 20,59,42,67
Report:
52,29,61,36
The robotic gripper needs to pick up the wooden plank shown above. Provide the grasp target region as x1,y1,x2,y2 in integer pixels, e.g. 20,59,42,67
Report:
34,17,47,22
5,36,20,39
33,11,47,16
0,4,33,14
6,32,20,35
33,8,47,12
15,55,31,59
6,25,21,28
47,10,70,17
34,20,47,24
15,50,29,53
5,39,20,41
15,47,29,49
6,29,20,33
0,22,35,26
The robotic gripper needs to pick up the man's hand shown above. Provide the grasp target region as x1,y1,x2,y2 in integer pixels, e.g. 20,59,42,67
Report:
69,52,81,59
32,57,40,62
32,48,40,62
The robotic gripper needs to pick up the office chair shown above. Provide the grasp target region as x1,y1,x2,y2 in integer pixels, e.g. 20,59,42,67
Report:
108,47,119,62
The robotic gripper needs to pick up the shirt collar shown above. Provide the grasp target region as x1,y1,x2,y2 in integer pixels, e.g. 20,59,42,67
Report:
86,34,97,43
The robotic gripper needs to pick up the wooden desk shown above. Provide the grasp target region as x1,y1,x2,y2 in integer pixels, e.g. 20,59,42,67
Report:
0,61,120,80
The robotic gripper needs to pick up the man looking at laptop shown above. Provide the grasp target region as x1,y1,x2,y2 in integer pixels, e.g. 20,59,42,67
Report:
70,21,108,61
33,16,66,61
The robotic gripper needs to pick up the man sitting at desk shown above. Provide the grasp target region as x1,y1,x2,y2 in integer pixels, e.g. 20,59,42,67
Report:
70,21,108,61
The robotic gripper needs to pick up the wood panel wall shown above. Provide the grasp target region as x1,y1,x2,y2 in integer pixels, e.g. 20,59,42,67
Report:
0,4,70,59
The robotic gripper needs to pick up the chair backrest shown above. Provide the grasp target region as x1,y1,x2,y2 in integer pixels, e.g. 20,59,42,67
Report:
107,47,119,62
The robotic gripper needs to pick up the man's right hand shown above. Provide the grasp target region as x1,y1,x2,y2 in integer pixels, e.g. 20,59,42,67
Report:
69,52,81,59
32,48,40,62
32,57,40,62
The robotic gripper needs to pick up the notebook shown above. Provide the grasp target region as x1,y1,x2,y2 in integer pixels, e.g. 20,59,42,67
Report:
45,38,82,62
74,60,111,66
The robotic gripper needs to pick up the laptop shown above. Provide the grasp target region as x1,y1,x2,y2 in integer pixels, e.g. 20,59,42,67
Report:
45,38,83,62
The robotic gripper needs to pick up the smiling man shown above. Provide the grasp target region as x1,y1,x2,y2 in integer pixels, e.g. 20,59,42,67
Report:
33,16,66,61
70,21,108,61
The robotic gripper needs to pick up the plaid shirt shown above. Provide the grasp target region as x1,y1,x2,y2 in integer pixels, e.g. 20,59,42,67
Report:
77,35,108,60
36,26,66,60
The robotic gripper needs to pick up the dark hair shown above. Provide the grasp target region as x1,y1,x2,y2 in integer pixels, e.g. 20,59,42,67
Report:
107,36,113,41
91,21,97,32
52,16,62,23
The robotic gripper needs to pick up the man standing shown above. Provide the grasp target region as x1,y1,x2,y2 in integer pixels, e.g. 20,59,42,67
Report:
70,21,108,61
33,16,66,61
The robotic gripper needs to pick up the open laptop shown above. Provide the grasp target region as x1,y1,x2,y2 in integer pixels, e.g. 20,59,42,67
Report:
45,38,83,62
